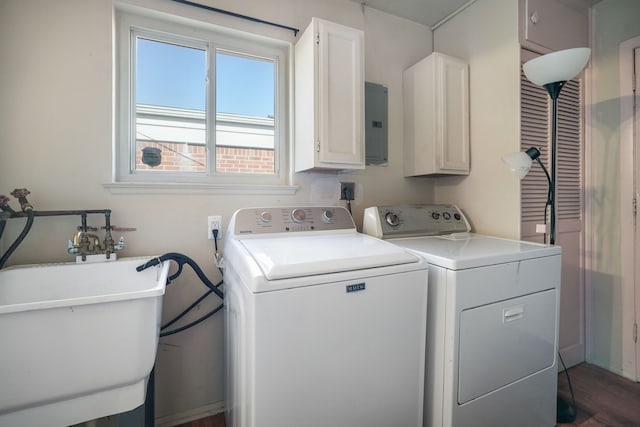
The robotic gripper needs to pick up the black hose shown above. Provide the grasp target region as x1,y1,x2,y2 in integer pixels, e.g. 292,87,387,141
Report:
161,288,214,330
144,367,155,427
137,252,225,337
0,209,34,269
140,252,225,421
137,252,224,299
0,219,6,242
160,303,223,337
168,262,185,282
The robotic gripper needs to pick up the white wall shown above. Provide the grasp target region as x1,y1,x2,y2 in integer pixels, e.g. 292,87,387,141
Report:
587,0,640,376
0,0,433,423
431,0,522,238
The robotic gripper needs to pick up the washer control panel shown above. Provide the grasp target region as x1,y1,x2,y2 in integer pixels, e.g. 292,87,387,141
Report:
363,204,471,239
231,206,355,235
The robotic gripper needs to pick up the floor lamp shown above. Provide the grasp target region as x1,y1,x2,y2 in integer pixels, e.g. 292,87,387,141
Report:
503,47,590,423
503,47,591,245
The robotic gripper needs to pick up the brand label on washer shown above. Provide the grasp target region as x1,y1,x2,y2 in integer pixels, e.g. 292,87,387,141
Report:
346,283,366,293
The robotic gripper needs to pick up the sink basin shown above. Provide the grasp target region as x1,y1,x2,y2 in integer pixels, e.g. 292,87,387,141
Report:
0,256,170,427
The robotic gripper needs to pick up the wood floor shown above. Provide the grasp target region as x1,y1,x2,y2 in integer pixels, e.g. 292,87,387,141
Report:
557,363,640,426
177,363,640,427
175,412,225,427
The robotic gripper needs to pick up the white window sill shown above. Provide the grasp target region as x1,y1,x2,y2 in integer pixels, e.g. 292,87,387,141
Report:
103,182,299,195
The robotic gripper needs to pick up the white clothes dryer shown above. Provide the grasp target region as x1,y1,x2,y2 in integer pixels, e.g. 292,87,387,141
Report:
363,204,561,427
223,206,429,427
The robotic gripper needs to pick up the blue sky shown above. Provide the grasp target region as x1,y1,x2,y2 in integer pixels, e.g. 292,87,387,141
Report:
136,38,274,117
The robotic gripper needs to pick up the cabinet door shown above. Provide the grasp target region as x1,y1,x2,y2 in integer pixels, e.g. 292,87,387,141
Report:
520,0,589,52
437,55,469,172
403,53,469,176
316,19,364,168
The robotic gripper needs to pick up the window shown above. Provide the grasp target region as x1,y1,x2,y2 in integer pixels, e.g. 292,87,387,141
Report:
115,8,288,186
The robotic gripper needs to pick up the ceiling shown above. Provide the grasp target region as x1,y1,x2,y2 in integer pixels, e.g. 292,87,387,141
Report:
350,0,476,28
350,0,601,29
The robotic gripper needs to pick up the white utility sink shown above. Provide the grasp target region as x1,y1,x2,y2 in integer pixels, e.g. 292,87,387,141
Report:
0,256,170,427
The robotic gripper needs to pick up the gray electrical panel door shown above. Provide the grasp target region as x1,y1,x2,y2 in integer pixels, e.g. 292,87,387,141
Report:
365,82,388,165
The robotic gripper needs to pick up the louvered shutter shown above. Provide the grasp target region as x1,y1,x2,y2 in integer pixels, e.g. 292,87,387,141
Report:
520,73,551,223
520,71,583,227
556,79,582,220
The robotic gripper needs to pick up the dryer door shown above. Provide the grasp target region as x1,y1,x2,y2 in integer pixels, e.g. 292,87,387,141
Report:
457,289,557,404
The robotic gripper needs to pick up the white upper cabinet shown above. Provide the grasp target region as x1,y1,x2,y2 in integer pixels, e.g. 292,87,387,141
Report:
294,18,365,172
519,0,589,52
403,52,469,176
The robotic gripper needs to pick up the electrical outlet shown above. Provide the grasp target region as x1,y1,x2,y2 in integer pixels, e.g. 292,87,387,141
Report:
340,182,355,201
208,215,223,240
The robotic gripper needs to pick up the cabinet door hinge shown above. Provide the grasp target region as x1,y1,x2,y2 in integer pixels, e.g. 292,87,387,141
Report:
316,32,320,45
633,195,638,223
634,322,638,343
316,141,321,153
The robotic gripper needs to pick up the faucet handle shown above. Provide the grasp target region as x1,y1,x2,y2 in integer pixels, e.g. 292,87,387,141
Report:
0,195,15,213
114,236,125,251
67,240,79,254
77,225,99,232
10,188,30,199
10,188,33,212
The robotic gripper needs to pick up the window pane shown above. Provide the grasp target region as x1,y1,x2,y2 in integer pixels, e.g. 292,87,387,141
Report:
135,37,207,173
215,51,275,175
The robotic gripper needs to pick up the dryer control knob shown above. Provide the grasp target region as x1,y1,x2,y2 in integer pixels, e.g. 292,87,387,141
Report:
385,212,400,227
291,208,306,223
259,211,272,223
322,209,333,223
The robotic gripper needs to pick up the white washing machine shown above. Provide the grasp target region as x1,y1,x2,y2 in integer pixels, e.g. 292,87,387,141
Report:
223,206,429,427
363,204,561,427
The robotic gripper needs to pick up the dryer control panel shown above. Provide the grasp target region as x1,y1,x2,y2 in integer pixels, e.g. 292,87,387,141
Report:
229,206,356,236
363,204,471,239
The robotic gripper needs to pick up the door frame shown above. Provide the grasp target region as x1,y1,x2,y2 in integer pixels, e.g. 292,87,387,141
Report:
619,35,640,382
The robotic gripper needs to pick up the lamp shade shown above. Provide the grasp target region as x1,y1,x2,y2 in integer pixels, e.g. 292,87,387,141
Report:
522,47,591,86
502,152,533,179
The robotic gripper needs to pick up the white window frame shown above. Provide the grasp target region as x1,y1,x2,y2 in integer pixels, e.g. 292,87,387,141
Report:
114,7,291,189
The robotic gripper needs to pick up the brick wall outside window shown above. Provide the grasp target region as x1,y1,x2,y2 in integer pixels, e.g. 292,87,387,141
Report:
216,146,274,174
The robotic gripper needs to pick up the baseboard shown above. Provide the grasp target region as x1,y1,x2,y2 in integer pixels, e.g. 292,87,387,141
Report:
559,343,585,370
584,358,630,380
155,401,225,427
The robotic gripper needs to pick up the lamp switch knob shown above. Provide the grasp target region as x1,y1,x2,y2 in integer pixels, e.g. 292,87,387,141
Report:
536,223,547,234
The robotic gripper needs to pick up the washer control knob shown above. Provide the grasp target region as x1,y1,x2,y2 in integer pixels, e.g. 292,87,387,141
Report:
443,212,451,220
322,209,333,223
385,212,400,227
259,211,272,223
454,213,461,221
291,208,306,223
431,212,440,220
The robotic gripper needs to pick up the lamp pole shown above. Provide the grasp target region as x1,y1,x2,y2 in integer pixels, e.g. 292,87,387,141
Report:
543,81,565,246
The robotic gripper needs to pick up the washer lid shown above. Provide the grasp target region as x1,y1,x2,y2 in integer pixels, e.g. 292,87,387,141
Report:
390,233,561,270
239,233,420,280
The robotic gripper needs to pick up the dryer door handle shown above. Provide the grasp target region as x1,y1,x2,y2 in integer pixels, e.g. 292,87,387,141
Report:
503,305,525,323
